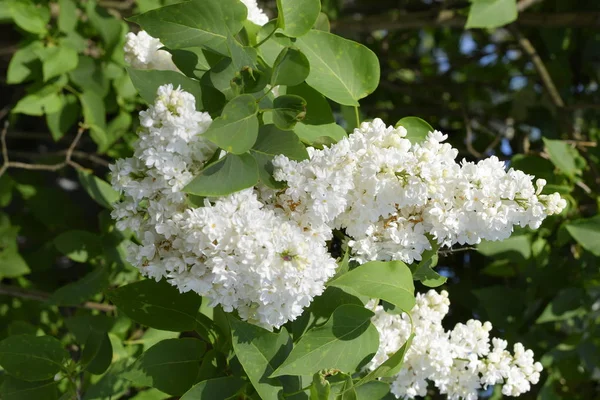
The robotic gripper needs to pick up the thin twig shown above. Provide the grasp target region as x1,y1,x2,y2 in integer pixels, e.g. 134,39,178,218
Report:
463,109,482,158
0,284,115,313
511,27,565,108
439,247,477,256
0,123,87,178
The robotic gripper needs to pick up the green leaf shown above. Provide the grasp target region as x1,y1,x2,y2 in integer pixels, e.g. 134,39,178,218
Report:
8,0,50,35
82,330,113,375
466,0,518,29
357,334,414,385
127,68,226,117
138,329,180,351
183,153,259,197
77,169,120,209
313,13,330,32
0,335,68,381
107,279,203,332
536,288,586,324
46,94,80,142
170,47,224,78
287,82,334,125
82,358,133,400
272,94,307,130
69,56,109,96
0,249,30,279
329,261,415,312
271,47,310,86
39,46,79,82
229,317,293,399
203,94,259,153
251,125,308,188
180,376,246,400
6,41,43,84
295,31,380,106
543,138,580,179
276,0,321,37
411,243,446,288
252,124,309,161
396,117,433,144
53,230,102,263
354,381,390,399
48,266,109,306
124,338,206,396
13,86,63,116
477,234,532,263
228,35,258,71
86,1,126,56
129,0,247,55
271,305,379,376
0,376,58,400
294,123,347,147
565,215,600,256
257,21,292,66
58,0,78,33
310,372,331,399
79,91,107,147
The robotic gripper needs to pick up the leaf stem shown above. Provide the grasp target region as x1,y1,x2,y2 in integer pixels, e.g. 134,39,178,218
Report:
255,25,277,48
353,106,360,128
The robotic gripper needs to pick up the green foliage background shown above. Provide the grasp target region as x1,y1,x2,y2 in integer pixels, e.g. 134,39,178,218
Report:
0,0,599,399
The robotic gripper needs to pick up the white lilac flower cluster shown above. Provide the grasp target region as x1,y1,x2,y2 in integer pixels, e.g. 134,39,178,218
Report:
123,1,268,71
123,31,178,72
367,290,543,399
273,118,567,264
110,84,337,329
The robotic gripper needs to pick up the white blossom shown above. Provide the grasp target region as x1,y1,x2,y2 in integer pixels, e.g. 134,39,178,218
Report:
368,290,543,399
273,118,567,264
123,31,178,71
240,0,269,26
111,84,336,329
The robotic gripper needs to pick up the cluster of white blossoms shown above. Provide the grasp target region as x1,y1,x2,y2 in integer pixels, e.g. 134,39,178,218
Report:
273,119,567,264
110,84,336,329
123,31,178,72
367,290,543,399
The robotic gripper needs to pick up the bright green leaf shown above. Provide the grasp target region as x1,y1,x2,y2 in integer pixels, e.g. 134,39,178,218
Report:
58,0,78,33
77,169,120,209
183,153,259,197
203,94,259,154
271,305,379,376
129,0,247,55
565,215,600,256
357,334,413,385
229,317,293,399
276,0,321,37
39,46,79,82
329,260,415,312
271,47,310,86
295,31,380,106
543,138,580,179
46,94,80,142
6,41,43,84
466,0,518,29
396,117,434,144
8,0,50,35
